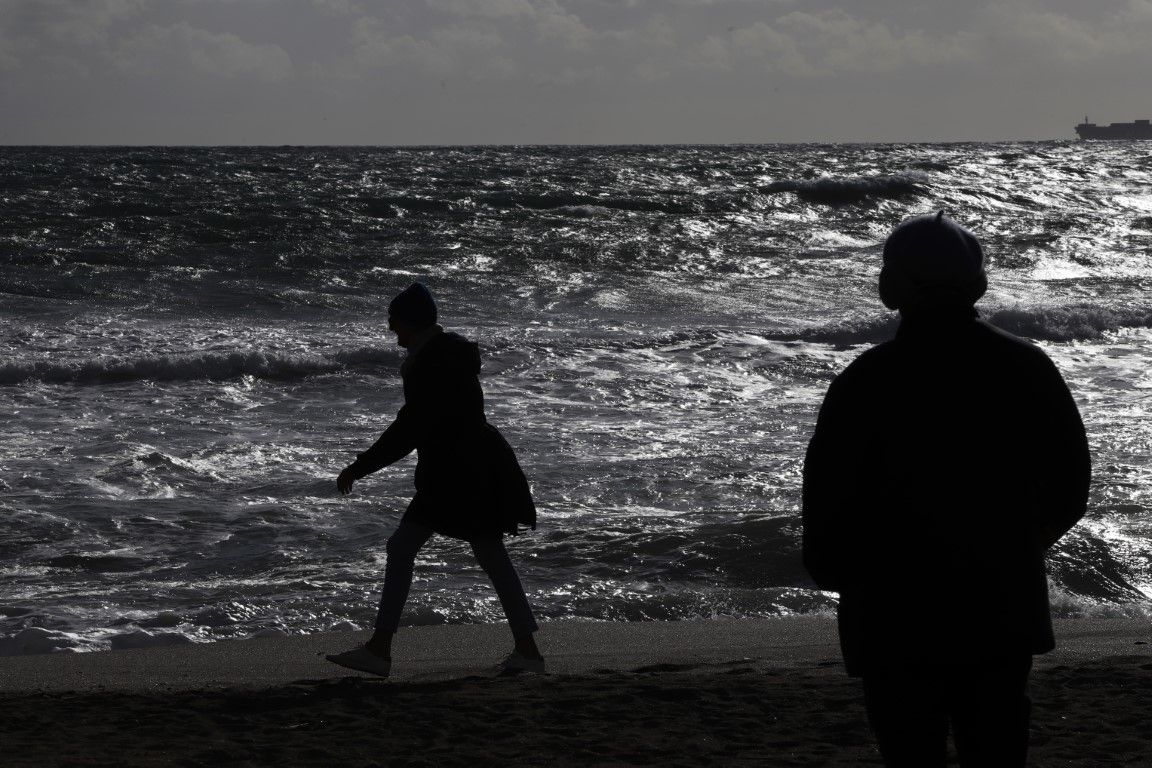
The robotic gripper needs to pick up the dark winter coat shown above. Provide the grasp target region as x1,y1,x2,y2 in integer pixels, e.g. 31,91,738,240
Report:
346,329,536,539
802,309,1089,676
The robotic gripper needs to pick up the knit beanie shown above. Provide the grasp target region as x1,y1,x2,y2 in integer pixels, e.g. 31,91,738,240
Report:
388,282,437,327
879,211,987,310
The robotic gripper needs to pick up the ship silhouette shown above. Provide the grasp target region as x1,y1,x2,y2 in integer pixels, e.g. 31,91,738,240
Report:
1075,116,1152,140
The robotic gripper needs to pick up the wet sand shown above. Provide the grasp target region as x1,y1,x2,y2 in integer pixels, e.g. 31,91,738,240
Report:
1,617,1149,766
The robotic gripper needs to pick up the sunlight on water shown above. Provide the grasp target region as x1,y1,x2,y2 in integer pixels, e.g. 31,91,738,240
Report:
1,142,1150,651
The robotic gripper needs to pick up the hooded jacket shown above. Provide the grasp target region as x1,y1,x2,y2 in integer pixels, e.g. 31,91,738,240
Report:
802,310,1089,675
346,329,536,539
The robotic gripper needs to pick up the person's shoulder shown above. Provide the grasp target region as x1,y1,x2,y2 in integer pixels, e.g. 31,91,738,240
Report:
424,331,481,367
839,338,900,375
972,319,1056,366
824,339,899,397
435,330,479,354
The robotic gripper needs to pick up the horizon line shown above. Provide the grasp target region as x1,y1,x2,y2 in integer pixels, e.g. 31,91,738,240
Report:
0,138,1083,149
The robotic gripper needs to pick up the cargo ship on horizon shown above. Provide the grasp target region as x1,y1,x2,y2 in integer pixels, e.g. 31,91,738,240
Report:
1075,117,1152,140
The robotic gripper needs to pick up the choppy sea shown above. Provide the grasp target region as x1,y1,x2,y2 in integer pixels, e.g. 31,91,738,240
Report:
2,143,1150,654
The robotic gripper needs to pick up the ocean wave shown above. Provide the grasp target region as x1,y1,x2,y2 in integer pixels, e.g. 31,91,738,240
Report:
363,190,724,217
0,627,85,656
1048,531,1149,606
785,305,1152,347
362,195,460,217
537,515,807,589
108,629,194,650
40,554,155,573
785,316,900,347
480,191,703,215
1048,589,1152,620
763,173,928,205
0,346,402,385
617,328,726,351
378,176,922,218
81,201,178,218
986,306,1152,341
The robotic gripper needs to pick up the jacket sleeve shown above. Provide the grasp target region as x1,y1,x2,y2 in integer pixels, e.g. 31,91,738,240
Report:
802,375,853,592
1031,355,1091,547
345,404,418,479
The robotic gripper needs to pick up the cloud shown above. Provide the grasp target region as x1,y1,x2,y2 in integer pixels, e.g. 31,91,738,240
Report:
113,22,293,82
697,10,974,78
0,1,293,83
6,0,1152,144
978,1,1152,64
337,2,603,82
698,21,809,75
309,0,366,14
425,0,539,18
780,11,912,73
349,17,469,79
0,0,140,73
0,0,140,45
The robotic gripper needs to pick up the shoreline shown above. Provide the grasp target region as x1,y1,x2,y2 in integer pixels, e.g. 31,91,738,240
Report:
2,617,1149,767
0,616,845,693
0,616,1148,693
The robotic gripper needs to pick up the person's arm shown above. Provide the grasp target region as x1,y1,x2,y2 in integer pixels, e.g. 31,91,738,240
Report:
337,404,418,494
802,375,853,593
1031,355,1091,547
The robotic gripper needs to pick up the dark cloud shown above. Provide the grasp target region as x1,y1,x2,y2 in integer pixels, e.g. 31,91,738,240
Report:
1,0,1150,143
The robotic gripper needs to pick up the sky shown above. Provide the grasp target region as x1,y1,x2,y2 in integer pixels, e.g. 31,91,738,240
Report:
2,0,1151,144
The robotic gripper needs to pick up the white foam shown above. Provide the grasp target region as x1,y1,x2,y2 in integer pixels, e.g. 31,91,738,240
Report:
1048,588,1152,620
0,346,402,385
987,305,1152,342
327,620,361,632
0,627,83,656
247,628,288,639
108,629,194,651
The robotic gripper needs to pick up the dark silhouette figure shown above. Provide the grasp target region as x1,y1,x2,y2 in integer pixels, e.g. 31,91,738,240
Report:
802,212,1090,767
327,283,542,677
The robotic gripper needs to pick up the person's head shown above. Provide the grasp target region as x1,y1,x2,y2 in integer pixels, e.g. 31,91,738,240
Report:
879,211,987,313
388,282,437,347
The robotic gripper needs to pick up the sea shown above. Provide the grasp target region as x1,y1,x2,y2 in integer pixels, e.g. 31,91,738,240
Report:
2,142,1150,654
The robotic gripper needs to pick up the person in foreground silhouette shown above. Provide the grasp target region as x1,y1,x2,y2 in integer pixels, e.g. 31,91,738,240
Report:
327,282,543,677
802,212,1090,767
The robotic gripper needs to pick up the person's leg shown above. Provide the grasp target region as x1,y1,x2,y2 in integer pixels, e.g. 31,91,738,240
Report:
949,656,1032,768
366,519,434,658
862,670,950,768
470,536,541,659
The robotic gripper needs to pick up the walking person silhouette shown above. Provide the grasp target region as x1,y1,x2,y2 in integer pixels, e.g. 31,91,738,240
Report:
802,212,1090,767
327,283,543,677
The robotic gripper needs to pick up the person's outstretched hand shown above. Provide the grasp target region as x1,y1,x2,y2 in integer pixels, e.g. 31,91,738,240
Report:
337,467,356,495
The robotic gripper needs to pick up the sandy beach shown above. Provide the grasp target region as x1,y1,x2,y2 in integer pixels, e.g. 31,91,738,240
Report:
0,617,1149,767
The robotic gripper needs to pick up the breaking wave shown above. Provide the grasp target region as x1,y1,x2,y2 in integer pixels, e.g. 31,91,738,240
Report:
362,191,749,217
784,305,1152,347
480,191,702,215
0,346,402,385
362,195,459,217
986,306,1152,342
763,173,928,205
786,316,899,346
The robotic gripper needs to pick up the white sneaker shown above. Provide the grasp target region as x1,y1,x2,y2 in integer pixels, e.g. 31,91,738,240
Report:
499,650,546,675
